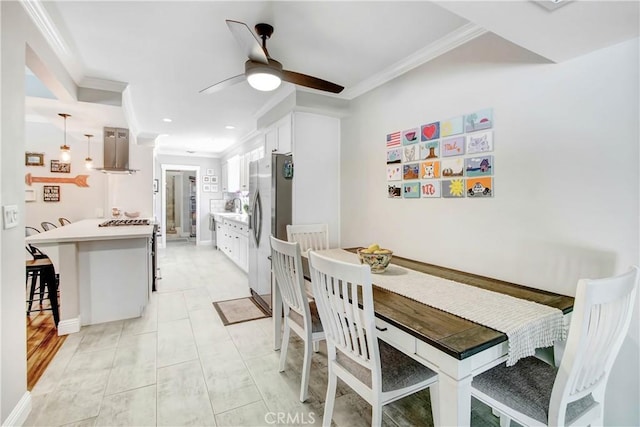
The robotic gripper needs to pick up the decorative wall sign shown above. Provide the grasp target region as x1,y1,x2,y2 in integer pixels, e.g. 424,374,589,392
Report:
467,131,493,154
402,144,418,162
25,173,89,187
50,160,71,173
386,131,401,148
43,185,60,202
466,177,493,198
388,184,402,198
465,156,493,177
387,165,402,181
465,108,493,132
402,163,420,180
421,122,440,141
403,182,420,198
441,136,465,157
420,141,439,160
440,116,464,137
387,148,402,164
441,158,464,177
402,128,419,145
420,161,440,179
442,179,465,198
421,181,441,198
25,152,44,166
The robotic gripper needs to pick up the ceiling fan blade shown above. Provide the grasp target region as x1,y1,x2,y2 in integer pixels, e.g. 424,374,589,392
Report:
281,70,344,94
226,20,268,65
199,74,246,95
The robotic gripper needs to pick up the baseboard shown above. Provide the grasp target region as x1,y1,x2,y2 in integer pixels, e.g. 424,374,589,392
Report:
57,317,81,335
2,391,31,427
198,239,212,246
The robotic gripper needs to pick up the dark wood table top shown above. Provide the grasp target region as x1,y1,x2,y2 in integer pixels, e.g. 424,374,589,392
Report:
302,250,574,360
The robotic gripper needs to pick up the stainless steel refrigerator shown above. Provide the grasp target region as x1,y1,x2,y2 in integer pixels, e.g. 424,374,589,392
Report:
248,153,292,314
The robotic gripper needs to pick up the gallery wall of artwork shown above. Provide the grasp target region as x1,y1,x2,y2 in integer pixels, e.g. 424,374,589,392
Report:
386,108,494,199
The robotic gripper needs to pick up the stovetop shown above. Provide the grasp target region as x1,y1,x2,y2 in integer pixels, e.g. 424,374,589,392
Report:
99,219,151,227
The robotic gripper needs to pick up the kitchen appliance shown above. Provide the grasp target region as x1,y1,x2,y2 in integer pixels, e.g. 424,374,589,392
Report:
248,153,292,314
94,127,139,174
99,219,151,227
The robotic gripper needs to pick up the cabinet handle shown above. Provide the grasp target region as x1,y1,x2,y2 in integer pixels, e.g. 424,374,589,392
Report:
375,326,388,332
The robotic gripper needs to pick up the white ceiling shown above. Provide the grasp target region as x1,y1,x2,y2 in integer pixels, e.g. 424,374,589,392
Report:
24,1,639,157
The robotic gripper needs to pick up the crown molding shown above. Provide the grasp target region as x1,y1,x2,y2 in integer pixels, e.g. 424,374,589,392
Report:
341,23,487,100
20,0,71,58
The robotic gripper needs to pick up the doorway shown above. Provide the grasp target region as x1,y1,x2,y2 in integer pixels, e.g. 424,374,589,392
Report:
160,164,200,249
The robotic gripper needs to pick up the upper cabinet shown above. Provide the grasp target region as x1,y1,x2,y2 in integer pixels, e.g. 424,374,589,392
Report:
227,155,240,193
221,162,228,192
264,114,292,155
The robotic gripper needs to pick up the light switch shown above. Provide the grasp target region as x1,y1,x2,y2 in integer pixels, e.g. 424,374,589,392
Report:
2,205,19,229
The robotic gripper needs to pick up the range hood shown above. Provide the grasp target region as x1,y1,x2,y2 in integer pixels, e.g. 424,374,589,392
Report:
94,127,139,174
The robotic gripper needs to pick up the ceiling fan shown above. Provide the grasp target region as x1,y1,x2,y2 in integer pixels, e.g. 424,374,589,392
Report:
200,20,344,95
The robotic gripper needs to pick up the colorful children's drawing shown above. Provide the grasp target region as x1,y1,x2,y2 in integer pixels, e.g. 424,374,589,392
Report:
403,182,420,199
402,128,420,145
442,179,465,198
441,158,464,177
466,177,493,198
402,144,419,162
465,156,493,177
386,131,401,148
420,181,441,198
421,122,440,141
420,141,439,160
440,116,464,137
441,136,465,157
402,163,420,180
466,131,493,154
388,184,402,198
387,148,402,164
420,161,440,179
387,165,402,181
465,108,493,132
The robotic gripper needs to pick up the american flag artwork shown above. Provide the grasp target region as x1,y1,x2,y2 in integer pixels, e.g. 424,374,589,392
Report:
386,131,401,148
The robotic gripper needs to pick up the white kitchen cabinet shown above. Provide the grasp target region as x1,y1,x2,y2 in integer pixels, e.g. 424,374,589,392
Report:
221,162,228,192
239,153,250,193
227,155,240,193
218,217,248,273
264,114,292,154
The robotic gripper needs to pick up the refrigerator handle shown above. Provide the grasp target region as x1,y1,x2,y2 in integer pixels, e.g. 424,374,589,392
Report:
252,191,262,246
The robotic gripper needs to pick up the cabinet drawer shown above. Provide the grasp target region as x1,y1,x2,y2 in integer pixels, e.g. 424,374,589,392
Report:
375,318,416,355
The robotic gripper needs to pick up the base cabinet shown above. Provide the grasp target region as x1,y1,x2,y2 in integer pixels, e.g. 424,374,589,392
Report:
219,218,248,273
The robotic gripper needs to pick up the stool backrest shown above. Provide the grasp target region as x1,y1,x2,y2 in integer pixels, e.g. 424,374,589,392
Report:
41,221,57,231
270,236,311,325
58,217,71,226
25,226,41,237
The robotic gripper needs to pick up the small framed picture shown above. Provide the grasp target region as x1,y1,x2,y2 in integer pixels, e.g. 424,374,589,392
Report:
211,184,219,192
25,152,44,166
203,184,211,192
50,160,71,173
153,179,159,193
203,176,211,184
210,175,218,184
206,168,214,176
43,185,60,202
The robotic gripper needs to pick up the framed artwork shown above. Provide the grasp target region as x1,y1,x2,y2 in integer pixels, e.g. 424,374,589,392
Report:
441,158,464,177
50,160,71,173
153,179,159,193
420,161,441,179
466,131,493,154
387,148,402,164
203,184,211,192
43,185,60,202
206,168,214,176
402,128,419,145
442,179,465,198
440,116,464,137
465,156,493,177
403,182,420,198
420,141,439,160
25,152,44,166
402,144,419,162
203,176,211,184
388,184,402,199
420,182,441,198
421,122,440,141
386,131,401,148
211,184,219,192
465,108,493,132
386,165,402,181
466,177,493,198
402,163,420,180
441,136,465,157
210,176,218,184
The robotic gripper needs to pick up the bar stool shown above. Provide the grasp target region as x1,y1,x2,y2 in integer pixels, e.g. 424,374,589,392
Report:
25,246,60,326
41,221,57,231
58,217,71,226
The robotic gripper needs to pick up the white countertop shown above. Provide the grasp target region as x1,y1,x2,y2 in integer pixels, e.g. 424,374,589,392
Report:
26,218,155,244
212,212,249,225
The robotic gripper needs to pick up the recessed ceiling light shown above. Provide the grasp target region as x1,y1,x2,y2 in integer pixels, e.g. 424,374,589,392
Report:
158,133,170,138
186,150,195,154
162,118,172,123
225,125,235,130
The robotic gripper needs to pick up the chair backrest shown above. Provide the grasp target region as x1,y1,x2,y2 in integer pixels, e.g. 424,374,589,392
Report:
270,236,312,325
58,217,71,226
286,223,329,253
549,266,639,425
41,221,57,231
25,226,41,237
309,250,381,387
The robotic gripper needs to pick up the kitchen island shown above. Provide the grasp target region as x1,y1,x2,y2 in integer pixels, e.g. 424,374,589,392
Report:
26,218,155,335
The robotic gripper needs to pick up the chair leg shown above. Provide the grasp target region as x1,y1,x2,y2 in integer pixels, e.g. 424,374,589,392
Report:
372,400,383,427
300,337,312,402
323,369,337,427
27,272,38,313
279,321,291,372
313,340,320,353
429,384,440,427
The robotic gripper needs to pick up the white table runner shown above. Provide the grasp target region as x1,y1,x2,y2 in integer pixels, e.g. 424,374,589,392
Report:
316,249,566,366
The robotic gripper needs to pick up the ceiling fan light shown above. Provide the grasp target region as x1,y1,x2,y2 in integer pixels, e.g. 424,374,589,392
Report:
247,72,281,91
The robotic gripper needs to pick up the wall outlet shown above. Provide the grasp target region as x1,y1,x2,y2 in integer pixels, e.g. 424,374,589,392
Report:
2,205,19,229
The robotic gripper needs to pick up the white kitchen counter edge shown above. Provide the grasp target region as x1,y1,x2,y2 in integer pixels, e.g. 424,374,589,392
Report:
26,218,154,244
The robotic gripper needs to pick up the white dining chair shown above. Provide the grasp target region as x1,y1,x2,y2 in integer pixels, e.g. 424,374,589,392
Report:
308,250,439,427
286,223,329,253
270,236,325,402
471,266,639,427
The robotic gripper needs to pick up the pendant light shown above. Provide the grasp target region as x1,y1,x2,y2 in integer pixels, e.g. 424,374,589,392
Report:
58,113,71,162
84,134,93,169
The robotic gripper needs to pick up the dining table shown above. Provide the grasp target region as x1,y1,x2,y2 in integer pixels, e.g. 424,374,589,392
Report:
271,248,574,427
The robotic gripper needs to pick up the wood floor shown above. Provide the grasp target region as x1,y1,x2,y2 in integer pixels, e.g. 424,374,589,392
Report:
27,312,66,390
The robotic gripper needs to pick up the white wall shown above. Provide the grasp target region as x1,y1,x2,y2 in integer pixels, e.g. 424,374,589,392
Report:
342,33,639,425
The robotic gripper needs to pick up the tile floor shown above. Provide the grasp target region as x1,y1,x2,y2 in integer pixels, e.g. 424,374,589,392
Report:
25,242,504,427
